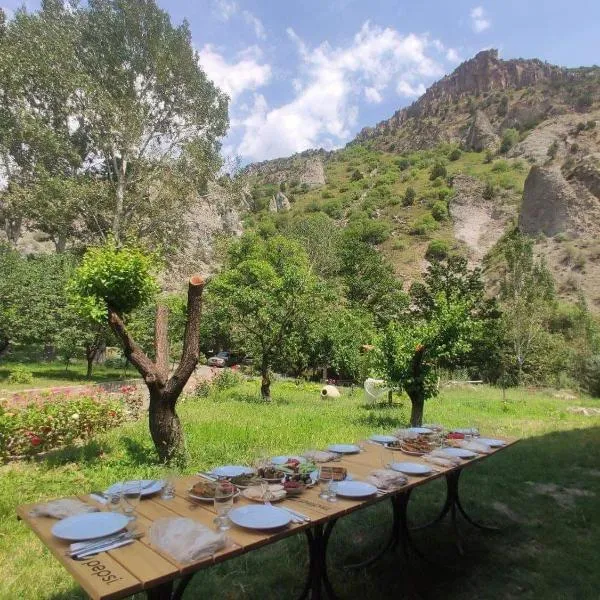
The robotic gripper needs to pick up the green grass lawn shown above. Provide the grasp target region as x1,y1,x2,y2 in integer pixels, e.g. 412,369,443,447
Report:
0,359,138,393
1,381,599,599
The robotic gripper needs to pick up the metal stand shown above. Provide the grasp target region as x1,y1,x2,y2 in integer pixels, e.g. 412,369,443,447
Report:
411,469,499,555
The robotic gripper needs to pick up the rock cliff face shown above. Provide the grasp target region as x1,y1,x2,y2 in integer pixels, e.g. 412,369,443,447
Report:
465,110,500,151
244,149,328,187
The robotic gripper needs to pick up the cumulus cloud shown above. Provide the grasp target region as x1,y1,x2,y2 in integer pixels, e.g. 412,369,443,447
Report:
235,22,444,160
470,6,491,33
198,45,272,101
446,48,461,63
212,0,266,39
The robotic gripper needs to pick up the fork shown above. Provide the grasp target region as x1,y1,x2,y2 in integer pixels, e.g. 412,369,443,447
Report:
266,501,302,523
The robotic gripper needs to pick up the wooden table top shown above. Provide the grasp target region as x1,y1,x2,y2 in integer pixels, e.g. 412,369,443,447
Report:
16,439,517,600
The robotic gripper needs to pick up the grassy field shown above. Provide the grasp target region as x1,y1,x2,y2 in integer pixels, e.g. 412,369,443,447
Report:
1,381,599,599
0,359,137,393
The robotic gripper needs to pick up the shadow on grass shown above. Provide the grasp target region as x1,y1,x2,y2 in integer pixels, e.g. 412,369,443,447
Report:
39,440,110,468
121,437,160,466
221,391,292,406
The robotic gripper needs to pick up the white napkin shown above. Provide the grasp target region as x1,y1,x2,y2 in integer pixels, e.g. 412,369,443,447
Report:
457,440,492,454
429,450,462,466
302,450,338,463
149,518,227,564
29,499,99,519
393,429,419,440
423,455,455,468
366,469,408,490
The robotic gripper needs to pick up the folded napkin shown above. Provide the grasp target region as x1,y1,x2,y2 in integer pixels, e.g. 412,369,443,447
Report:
456,440,492,454
149,518,227,564
243,484,286,502
429,449,462,466
29,498,99,519
366,469,408,490
303,450,338,463
423,455,455,468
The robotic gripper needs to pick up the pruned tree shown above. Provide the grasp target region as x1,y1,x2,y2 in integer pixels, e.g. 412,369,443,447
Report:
69,241,205,463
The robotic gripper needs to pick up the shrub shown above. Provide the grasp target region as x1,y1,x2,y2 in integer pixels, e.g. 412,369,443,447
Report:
484,149,494,163
321,190,334,199
300,183,310,193
570,143,579,153
410,213,439,235
586,120,596,130
396,157,410,171
547,140,559,158
193,380,211,398
483,181,495,200
431,200,449,222
575,122,586,135
575,91,593,110
425,239,450,260
7,367,34,385
500,128,519,153
323,199,344,219
492,159,510,172
345,218,391,244
213,368,244,390
582,355,600,397
430,161,447,180
350,169,363,182
403,187,416,206
0,393,126,459
448,148,462,161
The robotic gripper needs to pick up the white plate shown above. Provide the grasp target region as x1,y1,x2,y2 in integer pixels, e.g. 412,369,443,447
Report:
271,455,307,465
478,438,506,447
390,462,432,476
334,481,378,498
105,480,163,497
407,427,433,435
210,465,254,478
52,512,129,541
441,447,478,459
452,428,479,436
369,434,397,444
229,505,291,530
327,444,361,454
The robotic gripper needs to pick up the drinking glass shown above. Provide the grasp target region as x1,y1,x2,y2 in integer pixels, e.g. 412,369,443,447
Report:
161,472,177,500
107,485,123,513
259,478,273,503
319,468,332,500
214,480,235,531
122,480,142,521
327,480,338,503
380,445,392,470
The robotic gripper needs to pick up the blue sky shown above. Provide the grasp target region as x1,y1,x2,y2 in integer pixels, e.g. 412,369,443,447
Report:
3,1,600,163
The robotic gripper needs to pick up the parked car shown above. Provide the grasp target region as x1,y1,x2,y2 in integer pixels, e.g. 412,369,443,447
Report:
207,351,245,368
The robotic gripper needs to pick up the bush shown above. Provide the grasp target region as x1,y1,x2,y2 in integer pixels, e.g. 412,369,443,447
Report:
425,239,450,260
193,380,211,398
300,183,310,193
410,213,439,235
396,157,410,171
575,122,586,135
547,140,559,159
7,367,34,385
403,186,416,206
582,355,600,397
430,161,447,181
484,149,494,163
483,181,495,200
448,148,461,161
491,159,510,172
345,218,391,245
431,200,449,222
500,128,519,153
0,393,126,458
570,143,579,153
575,91,593,110
350,169,363,182
323,199,344,219
586,120,596,130
213,368,244,390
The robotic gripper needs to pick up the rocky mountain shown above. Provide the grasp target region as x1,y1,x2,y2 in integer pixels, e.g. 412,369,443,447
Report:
244,49,600,310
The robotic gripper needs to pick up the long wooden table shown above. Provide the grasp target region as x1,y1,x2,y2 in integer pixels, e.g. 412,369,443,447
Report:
16,440,517,600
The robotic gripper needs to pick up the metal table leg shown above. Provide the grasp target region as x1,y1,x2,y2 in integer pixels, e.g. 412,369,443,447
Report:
298,520,339,600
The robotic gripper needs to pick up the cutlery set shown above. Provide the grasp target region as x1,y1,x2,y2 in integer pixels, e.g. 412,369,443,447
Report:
67,530,143,560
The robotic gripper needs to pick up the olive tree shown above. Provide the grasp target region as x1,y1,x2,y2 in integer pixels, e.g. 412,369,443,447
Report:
70,241,204,463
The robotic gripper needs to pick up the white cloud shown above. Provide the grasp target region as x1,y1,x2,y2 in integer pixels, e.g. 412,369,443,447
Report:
198,45,272,101
364,87,383,103
396,80,426,97
243,11,266,40
235,22,444,160
446,48,461,63
470,6,491,33
212,0,266,40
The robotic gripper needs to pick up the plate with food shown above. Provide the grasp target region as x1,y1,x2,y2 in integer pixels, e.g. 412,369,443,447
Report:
318,466,348,481
369,434,398,444
242,484,286,502
282,480,307,496
399,436,434,456
188,480,240,502
228,474,263,489
406,427,433,435
210,465,254,478
271,455,307,466
256,466,286,483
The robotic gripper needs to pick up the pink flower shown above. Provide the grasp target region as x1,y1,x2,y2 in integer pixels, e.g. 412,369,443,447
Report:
29,435,42,447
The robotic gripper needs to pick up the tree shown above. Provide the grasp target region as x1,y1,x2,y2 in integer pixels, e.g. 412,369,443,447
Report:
209,234,326,399
69,241,205,463
497,230,555,382
0,0,229,254
403,186,416,206
430,161,447,181
500,128,519,154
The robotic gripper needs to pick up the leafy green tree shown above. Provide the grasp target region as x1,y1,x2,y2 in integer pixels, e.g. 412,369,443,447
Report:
69,240,205,463
497,230,556,382
430,161,447,180
500,128,519,153
403,186,416,206
209,234,327,399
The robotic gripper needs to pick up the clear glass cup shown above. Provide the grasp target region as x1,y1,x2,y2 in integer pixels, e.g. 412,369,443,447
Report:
319,468,331,500
380,445,392,469
122,480,142,521
327,480,338,503
161,473,177,500
214,480,235,531
259,478,273,503
107,486,123,513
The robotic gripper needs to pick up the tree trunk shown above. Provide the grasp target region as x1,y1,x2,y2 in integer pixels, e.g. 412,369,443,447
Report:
86,350,95,378
148,389,186,463
322,365,327,384
0,336,9,358
260,361,271,400
107,275,205,464
112,159,127,244
408,390,425,426
155,304,169,380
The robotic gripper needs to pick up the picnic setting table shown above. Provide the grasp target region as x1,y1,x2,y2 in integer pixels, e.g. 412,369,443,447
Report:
17,430,518,600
